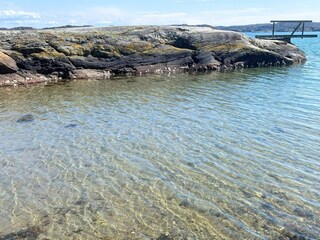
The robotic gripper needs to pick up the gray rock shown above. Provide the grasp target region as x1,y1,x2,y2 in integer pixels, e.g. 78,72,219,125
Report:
0,51,18,74
0,25,307,87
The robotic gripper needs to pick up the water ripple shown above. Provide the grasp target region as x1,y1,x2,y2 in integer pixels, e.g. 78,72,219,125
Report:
0,36,320,239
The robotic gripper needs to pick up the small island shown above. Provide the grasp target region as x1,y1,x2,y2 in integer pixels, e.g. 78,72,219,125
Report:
0,25,306,87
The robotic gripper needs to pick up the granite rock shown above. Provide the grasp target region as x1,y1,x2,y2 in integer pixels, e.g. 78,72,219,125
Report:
0,25,307,87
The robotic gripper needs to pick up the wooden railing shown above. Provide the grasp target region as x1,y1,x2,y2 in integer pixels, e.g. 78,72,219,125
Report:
256,20,318,43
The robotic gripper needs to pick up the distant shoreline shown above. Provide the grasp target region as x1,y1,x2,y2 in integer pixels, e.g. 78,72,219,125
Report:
215,22,320,33
2,22,320,32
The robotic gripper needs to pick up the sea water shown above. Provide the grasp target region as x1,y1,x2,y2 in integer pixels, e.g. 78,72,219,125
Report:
0,36,319,239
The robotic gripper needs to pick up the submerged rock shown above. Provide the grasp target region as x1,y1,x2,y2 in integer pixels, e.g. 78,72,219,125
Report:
17,114,35,123
179,199,191,208
127,79,137,83
157,233,173,240
0,226,41,240
0,25,307,87
65,123,78,128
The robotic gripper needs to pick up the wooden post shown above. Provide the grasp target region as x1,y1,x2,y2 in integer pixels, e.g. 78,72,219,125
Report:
272,22,275,36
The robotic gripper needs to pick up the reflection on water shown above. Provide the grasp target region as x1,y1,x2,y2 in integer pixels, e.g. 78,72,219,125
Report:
0,38,320,239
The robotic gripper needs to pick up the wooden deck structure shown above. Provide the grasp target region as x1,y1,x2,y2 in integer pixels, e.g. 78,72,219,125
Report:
256,20,318,43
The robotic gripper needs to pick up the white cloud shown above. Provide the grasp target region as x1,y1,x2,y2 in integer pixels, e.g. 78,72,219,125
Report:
70,7,124,19
208,8,269,15
67,7,274,26
62,7,125,26
47,20,58,25
142,12,188,19
76,7,320,27
0,10,41,20
0,10,42,27
0,5,319,28
98,20,113,25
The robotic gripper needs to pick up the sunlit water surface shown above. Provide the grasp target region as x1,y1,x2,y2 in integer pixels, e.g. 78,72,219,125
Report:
0,36,319,239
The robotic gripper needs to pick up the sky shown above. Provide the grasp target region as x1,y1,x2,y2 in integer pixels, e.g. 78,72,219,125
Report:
0,0,320,28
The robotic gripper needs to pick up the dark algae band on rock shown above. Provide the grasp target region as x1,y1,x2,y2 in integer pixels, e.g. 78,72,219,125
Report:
0,25,306,87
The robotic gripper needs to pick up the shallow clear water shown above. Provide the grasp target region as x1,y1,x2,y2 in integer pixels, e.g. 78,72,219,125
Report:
0,37,319,239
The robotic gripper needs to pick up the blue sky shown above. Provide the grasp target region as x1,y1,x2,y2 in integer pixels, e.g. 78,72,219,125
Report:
1,0,320,28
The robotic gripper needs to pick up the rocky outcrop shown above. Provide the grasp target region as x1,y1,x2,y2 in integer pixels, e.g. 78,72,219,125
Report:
0,25,306,87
